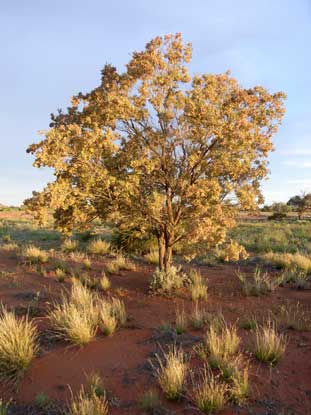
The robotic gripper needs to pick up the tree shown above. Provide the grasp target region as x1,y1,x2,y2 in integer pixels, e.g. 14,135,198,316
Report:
25,34,286,271
270,202,290,214
288,192,311,220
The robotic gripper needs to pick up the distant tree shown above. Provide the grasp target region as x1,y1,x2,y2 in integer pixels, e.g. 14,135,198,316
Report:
25,33,286,272
270,202,290,214
288,192,311,220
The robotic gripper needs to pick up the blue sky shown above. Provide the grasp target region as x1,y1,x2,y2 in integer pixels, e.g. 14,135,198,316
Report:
0,0,310,206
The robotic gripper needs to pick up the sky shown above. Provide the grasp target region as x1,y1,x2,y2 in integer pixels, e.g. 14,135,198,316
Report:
0,0,310,206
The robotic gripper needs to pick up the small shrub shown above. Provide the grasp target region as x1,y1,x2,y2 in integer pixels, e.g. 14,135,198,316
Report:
22,245,48,264
153,346,188,400
0,306,38,380
254,320,286,365
175,306,187,334
150,265,189,294
139,389,161,411
87,239,110,255
62,239,78,253
69,388,108,415
99,274,111,291
192,367,227,414
144,250,159,265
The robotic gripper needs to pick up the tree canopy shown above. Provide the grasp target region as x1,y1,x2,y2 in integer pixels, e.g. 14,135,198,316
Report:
25,33,286,270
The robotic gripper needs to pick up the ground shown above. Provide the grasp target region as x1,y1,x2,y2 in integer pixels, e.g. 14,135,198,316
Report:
0,209,311,414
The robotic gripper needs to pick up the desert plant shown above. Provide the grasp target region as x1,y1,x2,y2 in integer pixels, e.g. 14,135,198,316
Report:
192,367,227,414
189,269,208,301
55,267,66,282
254,320,286,364
87,239,110,255
190,303,209,330
0,305,38,380
240,316,258,330
263,252,311,273
98,303,118,336
144,250,159,265
22,245,48,264
236,267,281,296
229,365,250,404
175,305,187,334
278,302,311,331
99,274,111,291
62,239,78,253
153,346,188,400
0,399,10,415
86,372,106,397
49,281,98,345
139,389,161,411
206,321,240,368
110,297,127,326
69,387,108,415
82,257,92,270
150,265,189,294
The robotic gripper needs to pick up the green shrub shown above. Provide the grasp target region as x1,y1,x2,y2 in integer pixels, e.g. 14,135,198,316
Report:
150,265,189,294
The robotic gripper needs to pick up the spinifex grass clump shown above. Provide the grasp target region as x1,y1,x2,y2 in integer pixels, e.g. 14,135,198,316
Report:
254,320,287,364
144,250,159,265
189,269,208,301
69,387,108,415
192,367,227,414
153,346,188,400
61,239,78,253
0,305,38,380
106,253,136,274
206,321,240,369
190,303,209,330
99,273,111,291
49,280,98,345
175,305,188,334
278,302,311,331
22,245,48,264
87,239,110,255
236,267,281,296
263,252,311,273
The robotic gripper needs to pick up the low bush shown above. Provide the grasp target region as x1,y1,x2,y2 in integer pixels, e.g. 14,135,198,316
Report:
150,265,189,294
0,305,38,380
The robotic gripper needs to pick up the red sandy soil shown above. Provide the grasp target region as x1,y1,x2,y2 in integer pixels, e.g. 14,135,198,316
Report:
0,248,311,414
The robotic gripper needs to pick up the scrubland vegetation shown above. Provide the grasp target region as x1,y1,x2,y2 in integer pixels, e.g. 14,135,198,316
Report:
0,34,310,414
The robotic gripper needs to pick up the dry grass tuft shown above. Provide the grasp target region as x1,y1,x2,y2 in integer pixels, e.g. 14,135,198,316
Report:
99,274,111,292
139,389,161,411
49,280,98,345
0,305,38,380
254,320,287,364
189,269,208,302
22,245,48,264
87,239,110,255
153,346,188,400
263,252,311,273
192,367,227,414
175,305,188,334
62,239,78,253
236,267,282,296
190,303,209,330
69,387,108,415
278,302,311,331
144,250,159,265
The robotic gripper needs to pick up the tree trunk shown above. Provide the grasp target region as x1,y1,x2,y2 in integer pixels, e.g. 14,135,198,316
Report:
157,234,165,271
164,245,173,272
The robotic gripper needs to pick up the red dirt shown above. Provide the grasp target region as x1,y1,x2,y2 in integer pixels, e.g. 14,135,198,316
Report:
0,248,311,414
